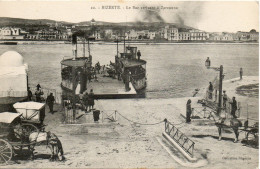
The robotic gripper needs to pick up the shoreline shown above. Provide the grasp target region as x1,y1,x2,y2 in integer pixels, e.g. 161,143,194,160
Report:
0,40,258,45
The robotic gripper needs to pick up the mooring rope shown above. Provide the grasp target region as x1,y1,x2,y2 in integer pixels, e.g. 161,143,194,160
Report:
116,111,186,126
116,111,164,126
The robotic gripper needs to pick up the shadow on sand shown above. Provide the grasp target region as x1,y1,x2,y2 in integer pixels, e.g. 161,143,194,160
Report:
192,134,235,142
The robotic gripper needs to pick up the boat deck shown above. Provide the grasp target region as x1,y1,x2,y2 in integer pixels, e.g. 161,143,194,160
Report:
86,74,137,99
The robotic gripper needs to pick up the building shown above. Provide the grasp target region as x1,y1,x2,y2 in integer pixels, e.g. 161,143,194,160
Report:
221,33,233,41
91,18,96,26
160,26,178,41
0,27,24,40
35,29,60,40
167,27,178,41
190,30,208,41
178,32,190,41
93,30,101,40
148,31,156,40
127,29,138,40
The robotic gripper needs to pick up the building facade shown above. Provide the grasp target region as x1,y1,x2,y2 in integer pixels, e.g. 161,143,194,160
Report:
190,30,208,41
0,27,24,39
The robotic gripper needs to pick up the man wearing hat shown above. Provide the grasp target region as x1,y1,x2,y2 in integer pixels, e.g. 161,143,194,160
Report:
46,93,55,114
223,90,228,109
35,84,44,102
229,97,237,118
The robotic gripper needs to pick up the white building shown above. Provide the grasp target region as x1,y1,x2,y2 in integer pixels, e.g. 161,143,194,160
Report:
148,31,156,39
190,30,208,41
167,27,178,41
178,32,190,40
161,26,178,41
0,27,24,39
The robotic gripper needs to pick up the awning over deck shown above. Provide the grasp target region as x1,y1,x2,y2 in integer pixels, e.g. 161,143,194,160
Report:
61,58,89,67
119,59,146,68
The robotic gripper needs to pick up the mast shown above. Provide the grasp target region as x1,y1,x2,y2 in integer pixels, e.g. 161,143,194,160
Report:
124,16,127,53
83,38,86,57
72,34,77,60
117,36,119,56
88,38,90,56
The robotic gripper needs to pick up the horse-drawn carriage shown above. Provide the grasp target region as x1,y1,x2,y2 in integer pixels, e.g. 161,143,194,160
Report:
0,102,46,164
195,99,258,146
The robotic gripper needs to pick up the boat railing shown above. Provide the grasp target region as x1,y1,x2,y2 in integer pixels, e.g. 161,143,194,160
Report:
130,72,146,80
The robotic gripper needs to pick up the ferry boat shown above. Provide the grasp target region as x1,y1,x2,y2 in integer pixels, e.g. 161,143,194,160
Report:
60,33,146,101
60,34,93,100
115,46,147,91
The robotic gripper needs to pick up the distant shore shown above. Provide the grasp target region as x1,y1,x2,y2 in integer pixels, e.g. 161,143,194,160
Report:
0,40,258,45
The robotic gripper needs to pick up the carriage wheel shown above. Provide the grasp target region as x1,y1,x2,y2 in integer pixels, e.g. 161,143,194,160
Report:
0,139,13,164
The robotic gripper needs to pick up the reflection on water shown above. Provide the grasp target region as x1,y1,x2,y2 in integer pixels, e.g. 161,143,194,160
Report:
0,44,258,99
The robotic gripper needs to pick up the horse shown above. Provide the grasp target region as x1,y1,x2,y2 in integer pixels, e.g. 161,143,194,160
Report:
209,114,243,143
29,131,65,161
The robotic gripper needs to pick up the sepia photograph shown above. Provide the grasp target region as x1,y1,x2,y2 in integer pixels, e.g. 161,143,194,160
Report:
0,0,258,168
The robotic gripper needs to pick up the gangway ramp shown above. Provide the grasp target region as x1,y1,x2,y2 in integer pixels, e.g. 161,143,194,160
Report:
158,119,208,167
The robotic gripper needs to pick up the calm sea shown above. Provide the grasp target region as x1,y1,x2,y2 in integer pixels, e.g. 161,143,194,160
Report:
0,43,258,98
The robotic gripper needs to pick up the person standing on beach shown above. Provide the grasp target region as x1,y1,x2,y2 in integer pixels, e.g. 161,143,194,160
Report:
27,87,32,101
88,89,95,111
186,99,192,123
240,68,243,80
35,85,44,102
208,82,213,99
79,92,84,111
205,57,211,67
83,91,89,112
46,93,55,114
229,97,237,118
137,50,141,60
223,90,228,109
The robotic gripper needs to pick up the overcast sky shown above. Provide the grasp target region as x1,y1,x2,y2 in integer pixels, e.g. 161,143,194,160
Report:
0,1,258,32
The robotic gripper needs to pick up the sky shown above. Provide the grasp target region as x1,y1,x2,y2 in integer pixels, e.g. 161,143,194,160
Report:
0,0,258,32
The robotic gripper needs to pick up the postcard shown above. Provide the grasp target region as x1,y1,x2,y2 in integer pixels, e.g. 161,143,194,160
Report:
0,0,258,168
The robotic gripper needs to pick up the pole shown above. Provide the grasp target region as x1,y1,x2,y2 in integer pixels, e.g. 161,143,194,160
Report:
88,39,90,56
72,67,76,122
124,35,126,53
83,39,85,57
75,42,77,58
117,39,119,57
218,65,223,115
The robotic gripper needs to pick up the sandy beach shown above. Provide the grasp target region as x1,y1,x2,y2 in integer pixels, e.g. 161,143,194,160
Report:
1,76,258,168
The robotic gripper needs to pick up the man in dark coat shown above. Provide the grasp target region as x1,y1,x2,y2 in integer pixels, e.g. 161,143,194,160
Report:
35,87,44,102
137,50,141,60
88,89,95,110
240,68,243,80
208,82,213,99
27,87,33,101
46,93,55,114
186,99,192,123
223,90,228,109
83,91,89,112
230,97,237,118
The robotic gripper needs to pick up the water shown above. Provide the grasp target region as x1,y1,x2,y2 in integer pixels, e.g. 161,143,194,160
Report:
0,43,258,99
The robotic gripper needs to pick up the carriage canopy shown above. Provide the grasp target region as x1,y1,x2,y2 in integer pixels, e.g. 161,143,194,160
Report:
0,112,21,124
